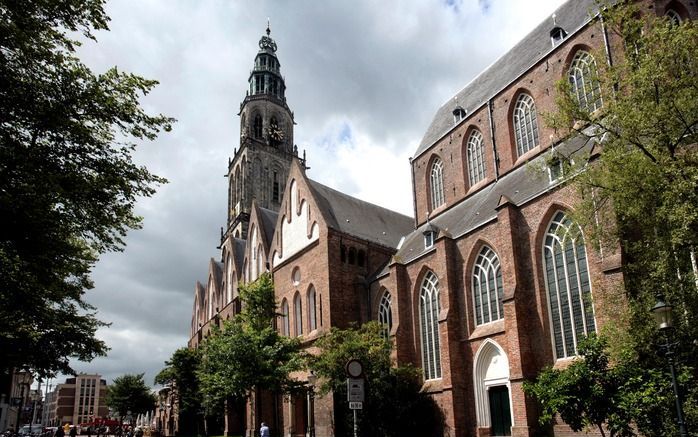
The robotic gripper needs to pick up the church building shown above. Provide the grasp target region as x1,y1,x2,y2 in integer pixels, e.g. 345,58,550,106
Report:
189,1,696,436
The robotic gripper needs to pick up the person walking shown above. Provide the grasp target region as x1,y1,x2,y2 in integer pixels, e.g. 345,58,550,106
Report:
54,427,64,437
259,422,270,437
68,427,76,437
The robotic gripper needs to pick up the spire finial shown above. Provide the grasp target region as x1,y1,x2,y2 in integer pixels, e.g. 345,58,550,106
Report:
266,18,271,36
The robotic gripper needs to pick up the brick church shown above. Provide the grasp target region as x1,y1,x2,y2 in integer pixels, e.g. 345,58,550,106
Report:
188,1,696,436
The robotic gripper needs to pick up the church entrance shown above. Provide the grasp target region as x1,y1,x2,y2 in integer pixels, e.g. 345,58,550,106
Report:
488,385,512,436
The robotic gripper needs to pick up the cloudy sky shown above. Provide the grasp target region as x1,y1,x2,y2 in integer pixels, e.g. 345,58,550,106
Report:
52,0,567,391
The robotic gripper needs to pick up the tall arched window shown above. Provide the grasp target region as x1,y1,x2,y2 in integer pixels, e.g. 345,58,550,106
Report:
472,246,504,325
294,293,303,336
430,158,445,210
513,94,539,156
226,255,233,303
378,290,392,338
420,271,442,380
666,9,682,25
253,114,263,138
467,130,486,186
307,286,317,331
543,211,596,359
281,299,290,336
568,51,602,113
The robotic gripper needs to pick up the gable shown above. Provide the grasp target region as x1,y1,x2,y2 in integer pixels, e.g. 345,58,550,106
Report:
272,178,320,268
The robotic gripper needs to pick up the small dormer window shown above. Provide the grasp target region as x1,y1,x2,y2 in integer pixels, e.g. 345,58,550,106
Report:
550,27,567,47
453,106,467,124
548,154,570,182
424,231,435,249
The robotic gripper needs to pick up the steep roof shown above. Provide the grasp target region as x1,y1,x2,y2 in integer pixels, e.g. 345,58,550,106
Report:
390,133,593,269
257,206,279,248
414,0,598,158
307,179,414,249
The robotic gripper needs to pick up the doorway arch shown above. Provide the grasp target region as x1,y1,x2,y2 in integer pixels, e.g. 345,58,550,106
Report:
473,339,513,436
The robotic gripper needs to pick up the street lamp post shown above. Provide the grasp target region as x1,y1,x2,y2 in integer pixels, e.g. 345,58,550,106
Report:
650,297,688,437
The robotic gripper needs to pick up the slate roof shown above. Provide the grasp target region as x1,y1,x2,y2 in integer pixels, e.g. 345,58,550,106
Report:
307,179,414,249
389,133,594,270
414,0,598,158
257,206,279,248
233,237,246,273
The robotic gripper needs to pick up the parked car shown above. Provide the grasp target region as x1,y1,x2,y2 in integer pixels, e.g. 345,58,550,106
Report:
18,425,43,436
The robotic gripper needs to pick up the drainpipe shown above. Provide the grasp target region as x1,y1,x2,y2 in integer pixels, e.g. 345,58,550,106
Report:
487,99,500,180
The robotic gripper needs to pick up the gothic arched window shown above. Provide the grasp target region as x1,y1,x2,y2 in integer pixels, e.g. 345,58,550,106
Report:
226,255,233,303
294,292,303,336
568,51,603,113
543,211,596,359
513,94,539,157
253,114,263,138
472,246,504,325
281,299,290,336
420,271,442,380
307,286,317,331
666,9,682,25
467,130,486,186
378,290,392,338
430,158,445,210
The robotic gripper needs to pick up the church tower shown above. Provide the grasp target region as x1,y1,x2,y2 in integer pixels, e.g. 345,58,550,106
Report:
225,24,298,241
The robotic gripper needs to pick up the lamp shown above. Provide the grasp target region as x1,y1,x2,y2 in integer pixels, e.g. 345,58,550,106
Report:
650,297,673,330
651,296,688,437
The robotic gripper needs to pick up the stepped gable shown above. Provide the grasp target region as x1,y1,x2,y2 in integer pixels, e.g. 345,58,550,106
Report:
307,179,414,249
394,132,593,267
414,0,598,158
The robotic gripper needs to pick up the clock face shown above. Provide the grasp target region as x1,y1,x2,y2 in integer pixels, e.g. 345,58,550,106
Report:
346,359,363,378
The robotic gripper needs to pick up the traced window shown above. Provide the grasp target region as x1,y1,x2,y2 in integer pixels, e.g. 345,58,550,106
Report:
513,94,540,157
472,246,504,325
568,51,603,113
378,290,392,338
467,130,486,186
430,158,445,210
281,299,290,336
294,293,303,336
253,114,263,138
307,286,317,331
666,9,682,25
420,271,442,380
543,211,596,359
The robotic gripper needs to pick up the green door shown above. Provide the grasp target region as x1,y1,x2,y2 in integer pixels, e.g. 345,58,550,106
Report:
488,385,512,436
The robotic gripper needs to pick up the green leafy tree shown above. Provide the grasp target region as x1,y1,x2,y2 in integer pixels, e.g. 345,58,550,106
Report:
530,1,697,435
525,335,675,437
309,322,444,437
107,373,157,419
155,347,202,435
0,0,174,377
197,273,303,412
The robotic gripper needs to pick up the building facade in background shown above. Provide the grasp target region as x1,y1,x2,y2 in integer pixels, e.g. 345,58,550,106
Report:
44,375,108,427
188,1,697,436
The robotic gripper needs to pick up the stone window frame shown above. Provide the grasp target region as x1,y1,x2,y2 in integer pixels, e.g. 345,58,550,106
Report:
294,292,303,337
513,93,540,157
542,211,597,359
472,245,504,326
419,270,442,381
568,50,603,113
430,157,445,210
466,130,486,186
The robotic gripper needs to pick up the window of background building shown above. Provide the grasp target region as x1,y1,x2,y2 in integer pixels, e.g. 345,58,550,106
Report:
568,51,603,113
513,94,540,157
419,271,442,380
472,246,504,325
378,290,392,338
430,158,445,210
467,130,486,186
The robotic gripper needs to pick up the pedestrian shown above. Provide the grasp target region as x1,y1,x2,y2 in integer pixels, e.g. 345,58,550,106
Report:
86,427,91,437
54,427,64,437
259,422,270,437
68,427,76,437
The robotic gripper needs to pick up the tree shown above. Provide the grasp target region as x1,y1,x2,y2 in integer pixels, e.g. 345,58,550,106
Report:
106,373,157,419
525,335,674,437
309,322,444,437
530,1,697,435
197,273,303,411
0,0,174,377
155,348,202,435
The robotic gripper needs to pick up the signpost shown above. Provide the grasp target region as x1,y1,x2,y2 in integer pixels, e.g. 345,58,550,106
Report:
345,360,364,437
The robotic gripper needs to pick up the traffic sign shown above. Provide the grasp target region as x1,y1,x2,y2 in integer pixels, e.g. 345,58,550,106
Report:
349,402,362,410
346,378,364,402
